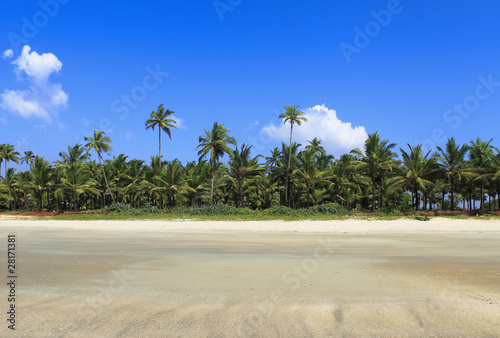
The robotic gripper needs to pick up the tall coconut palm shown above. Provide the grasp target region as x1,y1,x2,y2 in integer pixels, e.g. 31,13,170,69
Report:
151,160,195,207
468,138,497,210
32,156,54,212
185,160,211,207
306,137,325,154
351,132,397,212
20,151,35,171
58,144,89,171
0,144,20,183
435,138,469,211
279,105,307,206
294,147,329,207
197,122,236,204
225,143,264,207
0,179,13,209
389,144,438,210
55,165,97,212
84,130,116,204
145,104,178,168
16,171,34,211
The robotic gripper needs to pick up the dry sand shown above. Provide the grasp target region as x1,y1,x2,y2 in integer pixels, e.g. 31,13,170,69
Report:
0,217,499,336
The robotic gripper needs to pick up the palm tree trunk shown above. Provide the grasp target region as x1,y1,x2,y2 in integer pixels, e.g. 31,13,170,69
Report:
285,123,293,207
371,174,376,212
238,182,243,208
480,183,484,210
38,191,43,212
4,160,8,183
159,128,162,168
379,183,384,210
450,179,454,211
98,153,116,204
307,183,310,207
211,162,216,204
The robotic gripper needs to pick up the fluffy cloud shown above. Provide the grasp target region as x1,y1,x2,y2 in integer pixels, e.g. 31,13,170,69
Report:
261,104,368,157
244,120,259,131
172,116,184,129
2,49,13,60
0,45,68,121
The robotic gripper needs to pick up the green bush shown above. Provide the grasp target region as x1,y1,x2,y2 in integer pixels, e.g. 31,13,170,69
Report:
141,202,161,213
266,205,294,215
187,203,250,216
105,203,134,213
304,203,347,215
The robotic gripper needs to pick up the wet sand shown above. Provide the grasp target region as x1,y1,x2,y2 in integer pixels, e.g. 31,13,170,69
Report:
1,218,499,336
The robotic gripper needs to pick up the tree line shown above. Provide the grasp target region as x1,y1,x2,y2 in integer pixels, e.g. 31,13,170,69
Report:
1,105,499,213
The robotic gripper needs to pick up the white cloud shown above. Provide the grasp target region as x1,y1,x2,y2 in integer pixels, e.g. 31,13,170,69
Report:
0,45,68,121
173,116,184,129
244,120,259,131
1,89,50,120
261,104,368,157
2,49,13,60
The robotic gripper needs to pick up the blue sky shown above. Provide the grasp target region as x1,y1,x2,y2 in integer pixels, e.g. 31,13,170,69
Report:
1,0,499,168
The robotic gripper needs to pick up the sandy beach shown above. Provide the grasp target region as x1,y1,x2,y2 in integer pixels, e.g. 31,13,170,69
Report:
1,217,499,336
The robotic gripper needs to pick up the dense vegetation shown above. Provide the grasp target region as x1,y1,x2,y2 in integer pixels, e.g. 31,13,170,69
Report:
1,105,499,213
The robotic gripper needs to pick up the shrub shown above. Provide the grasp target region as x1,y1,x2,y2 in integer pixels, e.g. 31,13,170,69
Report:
142,202,161,213
105,203,134,213
187,203,249,216
305,203,347,215
266,206,294,215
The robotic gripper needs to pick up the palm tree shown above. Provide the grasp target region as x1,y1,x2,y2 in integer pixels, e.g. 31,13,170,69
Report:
293,147,329,207
84,130,116,204
0,144,20,183
16,171,34,211
435,138,469,211
32,156,54,212
351,132,397,212
20,151,35,171
306,137,325,154
58,144,89,171
197,122,236,204
0,179,13,209
390,144,438,210
55,165,97,212
145,104,178,168
468,138,497,210
279,105,307,206
151,160,195,207
225,143,264,207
